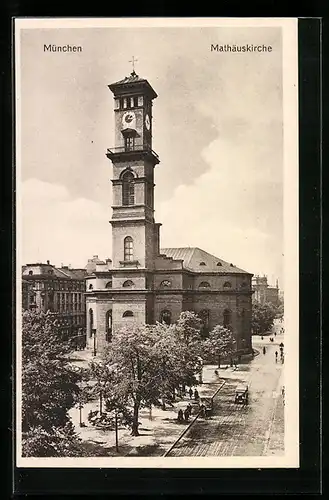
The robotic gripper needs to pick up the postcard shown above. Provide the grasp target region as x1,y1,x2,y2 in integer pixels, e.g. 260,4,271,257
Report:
15,17,299,468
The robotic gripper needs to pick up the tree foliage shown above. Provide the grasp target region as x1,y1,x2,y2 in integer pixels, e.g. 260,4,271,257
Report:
21,310,83,456
87,311,204,436
202,325,236,366
251,301,277,334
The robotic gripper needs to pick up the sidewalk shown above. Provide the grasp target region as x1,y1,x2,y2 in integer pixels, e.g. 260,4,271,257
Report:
69,361,235,457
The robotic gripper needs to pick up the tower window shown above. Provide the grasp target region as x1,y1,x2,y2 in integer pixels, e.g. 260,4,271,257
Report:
28,270,33,275
105,280,112,288
122,280,134,288
122,171,135,205
160,310,171,325
217,262,222,266
123,310,134,318
124,135,135,151
123,97,128,109
133,96,139,107
199,262,206,266
138,96,143,106
223,281,232,289
124,236,134,261
89,284,93,290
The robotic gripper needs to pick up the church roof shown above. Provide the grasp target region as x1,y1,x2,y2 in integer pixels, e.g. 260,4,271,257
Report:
160,247,252,275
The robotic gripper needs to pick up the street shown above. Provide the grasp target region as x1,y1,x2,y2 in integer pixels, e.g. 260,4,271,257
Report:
167,334,285,456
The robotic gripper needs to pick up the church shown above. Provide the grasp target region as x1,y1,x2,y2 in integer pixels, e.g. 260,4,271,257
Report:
85,70,253,354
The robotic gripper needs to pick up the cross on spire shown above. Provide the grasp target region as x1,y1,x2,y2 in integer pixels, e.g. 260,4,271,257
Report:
129,56,138,74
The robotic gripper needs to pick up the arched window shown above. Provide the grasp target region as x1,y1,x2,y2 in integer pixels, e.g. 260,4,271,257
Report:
160,310,171,325
123,310,134,318
28,270,33,275
223,281,232,289
124,236,134,261
105,280,112,288
89,284,93,290
199,262,206,266
159,280,172,288
199,281,211,289
89,309,94,338
240,281,248,288
122,171,135,205
105,310,112,342
217,262,222,266
123,280,134,288
199,309,210,337
223,309,232,328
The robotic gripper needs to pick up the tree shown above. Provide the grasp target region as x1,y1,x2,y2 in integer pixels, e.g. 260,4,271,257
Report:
21,310,83,456
251,301,277,335
202,325,236,367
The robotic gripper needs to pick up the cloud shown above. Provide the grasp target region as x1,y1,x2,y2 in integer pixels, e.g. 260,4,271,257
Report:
156,135,283,285
21,179,111,267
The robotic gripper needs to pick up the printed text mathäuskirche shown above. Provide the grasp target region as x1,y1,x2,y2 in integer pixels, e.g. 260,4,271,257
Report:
211,44,273,53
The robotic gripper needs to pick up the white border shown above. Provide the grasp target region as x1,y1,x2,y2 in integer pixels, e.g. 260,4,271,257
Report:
15,17,299,468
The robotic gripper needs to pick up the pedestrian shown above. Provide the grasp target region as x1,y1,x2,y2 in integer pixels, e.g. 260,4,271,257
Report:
177,408,184,423
261,336,264,340
189,387,193,399
200,404,206,418
275,350,278,360
184,408,190,422
194,389,199,401
263,346,266,355
186,403,192,416
274,331,277,337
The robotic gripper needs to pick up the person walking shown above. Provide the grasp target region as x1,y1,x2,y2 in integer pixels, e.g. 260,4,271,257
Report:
263,346,266,355
194,389,200,401
189,387,193,399
184,408,190,422
275,350,278,362
177,408,184,423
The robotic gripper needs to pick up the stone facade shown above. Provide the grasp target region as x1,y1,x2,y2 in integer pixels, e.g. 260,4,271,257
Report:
85,71,253,354
252,275,279,307
22,261,87,342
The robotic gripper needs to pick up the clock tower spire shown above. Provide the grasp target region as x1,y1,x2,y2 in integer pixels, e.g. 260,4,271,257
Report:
106,71,161,272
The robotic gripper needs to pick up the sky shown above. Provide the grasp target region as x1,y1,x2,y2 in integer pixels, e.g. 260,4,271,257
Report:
18,24,284,287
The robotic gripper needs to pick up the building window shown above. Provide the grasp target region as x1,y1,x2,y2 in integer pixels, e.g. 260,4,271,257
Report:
106,310,112,342
122,280,134,288
217,262,222,266
123,310,134,318
199,281,211,289
199,262,206,266
223,309,232,328
122,171,135,205
159,280,172,288
123,97,128,109
241,281,248,288
199,309,210,337
124,236,134,261
28,270,33,275
89,309,94,338
89,284,93,290
138,96,143,106
160,310,171,325
223,281,232,289
105,280,112,288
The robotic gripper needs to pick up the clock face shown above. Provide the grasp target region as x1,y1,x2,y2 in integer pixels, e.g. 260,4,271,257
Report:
122,111,136,129
145,114,151,131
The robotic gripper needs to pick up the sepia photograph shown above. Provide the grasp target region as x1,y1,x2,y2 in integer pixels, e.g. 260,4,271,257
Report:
15,17,299,468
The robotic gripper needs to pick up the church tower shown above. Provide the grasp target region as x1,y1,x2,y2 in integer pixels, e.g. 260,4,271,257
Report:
106,70,161,328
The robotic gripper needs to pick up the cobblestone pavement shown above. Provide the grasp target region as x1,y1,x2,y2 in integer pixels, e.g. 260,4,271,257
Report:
167,337,284,456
